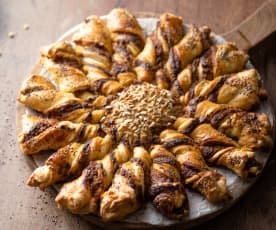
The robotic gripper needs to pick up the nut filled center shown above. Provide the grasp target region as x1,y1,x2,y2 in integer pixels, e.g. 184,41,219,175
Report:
103,83,177,146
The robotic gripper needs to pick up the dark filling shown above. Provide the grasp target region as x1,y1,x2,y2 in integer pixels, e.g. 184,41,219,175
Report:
163,138,193,149
207,75,230,102
83,161,105,198
84,45,111,61
77,124,88,141
20,85,47,95
109,151,119,173
77,142,91,169
134,59,154,71
153,156,179,169
119,167,144,203
179,118,200,134
22,121,52,142
46,102,91,118
111,63,133,75
180,163,200,179
168,48,181,81
149,183,181,197
93,78,110,91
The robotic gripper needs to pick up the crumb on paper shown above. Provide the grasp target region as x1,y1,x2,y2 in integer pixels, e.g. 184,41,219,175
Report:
8,32,15,38
23,24,30,30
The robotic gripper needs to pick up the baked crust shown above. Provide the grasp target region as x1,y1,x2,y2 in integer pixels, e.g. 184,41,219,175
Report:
17,8,272,222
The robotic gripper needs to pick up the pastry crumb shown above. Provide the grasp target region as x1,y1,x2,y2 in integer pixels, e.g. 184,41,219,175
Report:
23,24,30,30
8,32,15,38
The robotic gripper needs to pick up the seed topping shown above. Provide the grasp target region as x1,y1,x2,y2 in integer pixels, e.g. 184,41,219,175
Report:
103,83,177,146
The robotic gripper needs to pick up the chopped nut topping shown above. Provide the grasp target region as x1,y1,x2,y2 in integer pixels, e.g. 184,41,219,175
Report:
103,83,177,146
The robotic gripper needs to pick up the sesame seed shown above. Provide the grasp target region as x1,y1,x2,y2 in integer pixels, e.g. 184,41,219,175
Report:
8,32,15,38
23,24,30,30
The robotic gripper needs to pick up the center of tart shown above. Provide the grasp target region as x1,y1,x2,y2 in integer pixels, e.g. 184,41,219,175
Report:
103,83,177,146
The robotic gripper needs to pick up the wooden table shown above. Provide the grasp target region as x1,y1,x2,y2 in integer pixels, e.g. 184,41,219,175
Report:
1,0,275,229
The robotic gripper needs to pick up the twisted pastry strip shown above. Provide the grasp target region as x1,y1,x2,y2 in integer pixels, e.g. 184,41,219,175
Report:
171,43,249,101
174,118,262,178
55,143,131,214
18,114,99,154
100,147,151,221
41,45,107,121
18,74,68,113
40,41,107,117
191,124,262,178
27,135,112,189
183,99,241,122
183,100,272,149
200,146,262,179
18,75,105,122
160,130,229,203
183,69,264,110
75,90,116,109
218,111,272,150
107,8,145,86
73,16,123,95
163,25,211,82
134,13,183,83
195,42,249,80
186,123,238,148
40,41,90,93
149,145,189,219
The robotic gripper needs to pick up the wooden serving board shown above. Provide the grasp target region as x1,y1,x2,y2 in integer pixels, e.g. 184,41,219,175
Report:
16,10,276,230
223,0,276,51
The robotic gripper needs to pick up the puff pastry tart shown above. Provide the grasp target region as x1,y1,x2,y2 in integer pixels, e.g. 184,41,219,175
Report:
17,8,273,224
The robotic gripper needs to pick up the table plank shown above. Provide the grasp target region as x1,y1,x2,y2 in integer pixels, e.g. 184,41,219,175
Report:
0,0,275,229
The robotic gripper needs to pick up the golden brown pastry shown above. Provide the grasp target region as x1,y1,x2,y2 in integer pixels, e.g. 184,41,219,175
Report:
55,143,131,214
195,42,249,80
40,41,91,93
183,69,264,110
107,8,145,86
183,100,239,122
190,124,262,178
171,43,249,100
18,74,64,112
218,111,272,150
26,135,112,189
174,117,262,178
18,74,105,123
74,90,116,109
149,145,189,219
100,147,151,221
40,40,82,67
134,13,183,83
182,100,272,149
189,123,238,147
163,25,211,82
73,16,123,95
200,146,262,178
16,9,273,222
18,114,99,154
40,40,108,117
160,130,230,202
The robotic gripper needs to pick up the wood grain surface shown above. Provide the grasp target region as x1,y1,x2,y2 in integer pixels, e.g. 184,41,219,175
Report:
223,0,276,51
1,0,276,229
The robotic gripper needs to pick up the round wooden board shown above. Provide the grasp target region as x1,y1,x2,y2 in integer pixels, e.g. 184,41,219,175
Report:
16,12,276,229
